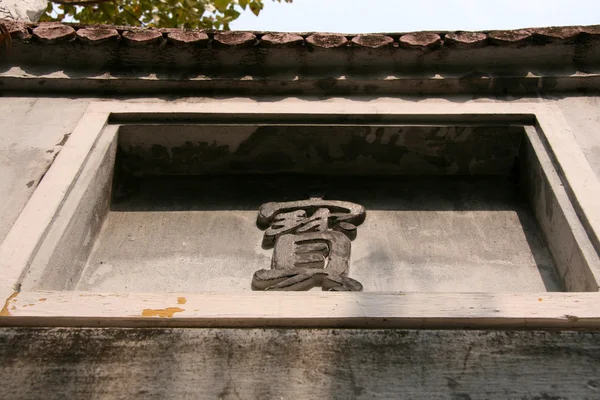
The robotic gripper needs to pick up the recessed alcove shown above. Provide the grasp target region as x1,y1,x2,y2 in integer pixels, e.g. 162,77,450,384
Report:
19,122,596,293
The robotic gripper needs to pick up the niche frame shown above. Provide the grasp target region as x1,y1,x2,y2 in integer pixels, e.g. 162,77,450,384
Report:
1,101,600,329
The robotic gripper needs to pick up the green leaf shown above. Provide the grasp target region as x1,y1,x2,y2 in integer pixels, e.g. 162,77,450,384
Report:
249,2,262,16
213,0,230,12
224,8,240,19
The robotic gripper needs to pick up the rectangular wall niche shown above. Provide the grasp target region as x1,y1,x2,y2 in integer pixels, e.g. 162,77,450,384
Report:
18,118,600,295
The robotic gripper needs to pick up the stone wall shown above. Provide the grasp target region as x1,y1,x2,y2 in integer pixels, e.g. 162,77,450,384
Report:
1,93,600,398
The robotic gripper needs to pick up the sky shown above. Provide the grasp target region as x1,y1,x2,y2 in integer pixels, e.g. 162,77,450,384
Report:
231,0,600,33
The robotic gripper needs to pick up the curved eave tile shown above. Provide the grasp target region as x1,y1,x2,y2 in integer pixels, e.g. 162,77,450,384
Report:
213,31,257,48
32,23,76,44
306,33,348,49
399,32,441,50
0,19,31,40
76,28,120,45
122,29,164,46
166,30,209,46
351,34,394,49
444,32,488,49
488,29,532,47
533,26,582,44
261,33,304,47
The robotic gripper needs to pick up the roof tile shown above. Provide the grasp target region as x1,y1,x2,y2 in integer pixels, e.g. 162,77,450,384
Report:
0,19,31,40
580,25,600,40
306,33,347,49
351,34,394,49
213,31,256,47
32,23,76,43
399,32,441,49
488,29,532,46
167,30,209,46
581,25,600,34
444,32,487,49
122,29,163,46
76,28,119,44
533,26,581,43
261,32,304,47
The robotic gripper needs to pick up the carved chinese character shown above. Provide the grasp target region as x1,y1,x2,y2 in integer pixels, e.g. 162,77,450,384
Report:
252,198,366,291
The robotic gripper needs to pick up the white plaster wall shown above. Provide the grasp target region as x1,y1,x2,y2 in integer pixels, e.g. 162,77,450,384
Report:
555,95,600,179
0,98,89,243
1,94,599,247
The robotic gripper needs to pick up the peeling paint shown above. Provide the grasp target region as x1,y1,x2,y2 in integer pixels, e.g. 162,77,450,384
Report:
141,307,185,318
177,297,187,304
1,292,18,317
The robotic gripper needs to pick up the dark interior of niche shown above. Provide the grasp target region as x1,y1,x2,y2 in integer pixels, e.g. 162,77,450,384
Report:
111,124,526,212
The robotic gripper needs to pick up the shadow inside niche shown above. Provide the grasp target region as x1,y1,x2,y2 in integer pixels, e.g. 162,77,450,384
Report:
112,174,524,213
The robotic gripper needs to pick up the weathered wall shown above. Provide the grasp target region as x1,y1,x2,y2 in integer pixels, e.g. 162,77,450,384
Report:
2,94,600,246
2,94,600,397
1,328,600,400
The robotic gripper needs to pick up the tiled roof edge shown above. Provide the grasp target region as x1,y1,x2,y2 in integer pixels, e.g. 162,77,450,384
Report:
3,19,600,95
2,19,599,49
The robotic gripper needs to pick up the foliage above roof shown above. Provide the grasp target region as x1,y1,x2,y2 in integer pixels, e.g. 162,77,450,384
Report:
42,0,292,29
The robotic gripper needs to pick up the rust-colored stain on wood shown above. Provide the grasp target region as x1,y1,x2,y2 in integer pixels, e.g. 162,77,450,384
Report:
538,297,544,302
39,298,47,301
141,307,185,318
177,297,187,304
1,292,19,317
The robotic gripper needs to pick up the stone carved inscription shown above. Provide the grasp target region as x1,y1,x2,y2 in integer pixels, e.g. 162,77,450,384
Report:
252,198,366,291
